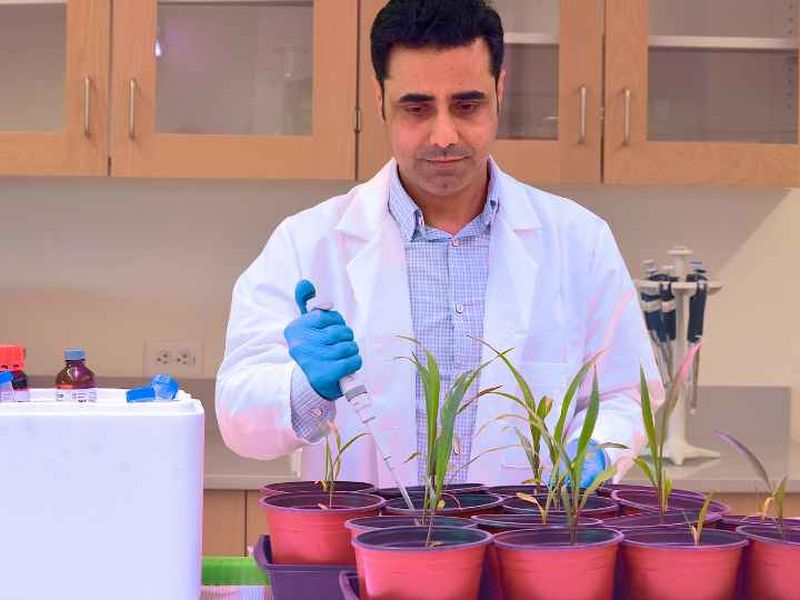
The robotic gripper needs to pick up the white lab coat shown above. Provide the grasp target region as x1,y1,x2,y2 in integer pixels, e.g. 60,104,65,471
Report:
216,160,663,487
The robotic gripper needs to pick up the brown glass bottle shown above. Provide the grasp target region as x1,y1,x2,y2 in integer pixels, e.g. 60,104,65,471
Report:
55,348,97,402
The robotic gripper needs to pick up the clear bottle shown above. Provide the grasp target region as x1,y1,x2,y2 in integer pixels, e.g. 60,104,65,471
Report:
0,371,14,403
0,345,30,402
55,348,97,403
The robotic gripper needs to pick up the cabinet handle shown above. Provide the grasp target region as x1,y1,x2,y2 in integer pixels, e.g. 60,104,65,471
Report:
623,88,631,146
578,85,587,145
83,76,91,137
128,78,138,139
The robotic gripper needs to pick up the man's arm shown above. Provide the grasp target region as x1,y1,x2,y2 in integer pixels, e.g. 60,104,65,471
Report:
215,221,335,459
567,221,665,479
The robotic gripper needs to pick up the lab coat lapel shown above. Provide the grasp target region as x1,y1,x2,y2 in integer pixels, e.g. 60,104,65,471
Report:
336,162,418,486
471,174,542,480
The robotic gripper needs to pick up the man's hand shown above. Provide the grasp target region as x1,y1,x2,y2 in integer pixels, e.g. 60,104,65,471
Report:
565,438,609,488
283,280,362,400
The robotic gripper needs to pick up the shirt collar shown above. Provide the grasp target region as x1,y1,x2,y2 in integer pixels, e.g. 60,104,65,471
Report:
388,158,501,242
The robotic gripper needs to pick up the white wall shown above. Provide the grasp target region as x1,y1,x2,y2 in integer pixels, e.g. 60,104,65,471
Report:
1,176,796,404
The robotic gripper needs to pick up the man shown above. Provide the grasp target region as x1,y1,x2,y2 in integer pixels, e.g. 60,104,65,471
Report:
216,0,663,488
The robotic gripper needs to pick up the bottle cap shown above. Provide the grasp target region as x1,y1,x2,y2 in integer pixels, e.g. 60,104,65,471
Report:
64,348,86,361
0,345,25,370
126,386,156,403
150,373,179,401
0,371,13,384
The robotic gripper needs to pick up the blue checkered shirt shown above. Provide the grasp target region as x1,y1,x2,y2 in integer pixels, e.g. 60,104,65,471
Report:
290,161,500,485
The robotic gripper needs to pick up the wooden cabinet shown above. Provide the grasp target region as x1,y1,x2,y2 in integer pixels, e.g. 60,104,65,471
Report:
2,0,797,185
604,0,800,186
203,490,246,556
0,0,110,176
358,0,800,187
0,0,357,179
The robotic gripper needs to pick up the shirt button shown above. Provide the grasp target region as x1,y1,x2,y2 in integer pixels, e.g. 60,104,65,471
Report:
455,303,464,314
451,239,460,247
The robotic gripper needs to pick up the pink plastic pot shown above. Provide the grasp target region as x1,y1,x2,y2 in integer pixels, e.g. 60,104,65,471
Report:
259,480,375,498
620,529,746,600
383,492,504,518
493,528,622,600
603,509,721,531
717,515,800,532
345,515,475,541
486,484,547,498
501,494,619,519
353,526,492,600
469,513,601,534
611,488,732,516
374,482,485,500
598,483,705,500
259,492,385,565
736,525,800,600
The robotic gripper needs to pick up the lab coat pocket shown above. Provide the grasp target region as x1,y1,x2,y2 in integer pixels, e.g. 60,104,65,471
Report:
501,361,569,472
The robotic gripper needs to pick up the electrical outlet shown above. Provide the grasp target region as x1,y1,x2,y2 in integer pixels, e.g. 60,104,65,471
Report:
143,340,203,377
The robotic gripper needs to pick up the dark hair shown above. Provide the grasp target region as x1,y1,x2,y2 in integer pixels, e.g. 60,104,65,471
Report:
371,0,504,92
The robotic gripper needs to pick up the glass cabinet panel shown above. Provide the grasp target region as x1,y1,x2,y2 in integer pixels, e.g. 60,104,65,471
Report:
155,0,313,136
493,0,560,140
0,3,66,131
648,0,798,143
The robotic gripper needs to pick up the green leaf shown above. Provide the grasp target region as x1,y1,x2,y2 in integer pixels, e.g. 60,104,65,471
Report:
715,430,772,494
633,457,657,487
694,491,715,546
554,352,602,445
404,451,421,464
579,465,617,512
598,442,629,451
639,366,659,464
572,369,601,487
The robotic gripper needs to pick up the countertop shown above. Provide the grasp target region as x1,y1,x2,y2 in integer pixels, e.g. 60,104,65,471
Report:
203,428,800,493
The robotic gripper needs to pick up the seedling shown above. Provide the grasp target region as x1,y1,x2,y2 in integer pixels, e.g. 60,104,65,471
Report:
690,492,716,545
319,422,368,507
400,337,502,545
634,343,702,515
716,430,789,538
481,344,617,542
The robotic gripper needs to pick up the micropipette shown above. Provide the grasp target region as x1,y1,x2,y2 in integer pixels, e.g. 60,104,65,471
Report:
307,299,415,511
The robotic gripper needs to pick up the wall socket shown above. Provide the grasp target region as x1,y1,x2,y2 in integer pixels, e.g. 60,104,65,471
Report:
143,340,203,377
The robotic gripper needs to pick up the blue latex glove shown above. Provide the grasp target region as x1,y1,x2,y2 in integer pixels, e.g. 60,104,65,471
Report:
283,280,362,400
554,439,609,489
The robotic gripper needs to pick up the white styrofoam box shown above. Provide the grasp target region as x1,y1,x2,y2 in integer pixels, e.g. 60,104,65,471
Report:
0,389,205,600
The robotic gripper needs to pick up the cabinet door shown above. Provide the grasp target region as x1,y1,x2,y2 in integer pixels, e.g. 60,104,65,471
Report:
203,490,246,556
357,0,602,184
111,0,358,179
605,0,800,186
0,0,110,176
491,0,603,184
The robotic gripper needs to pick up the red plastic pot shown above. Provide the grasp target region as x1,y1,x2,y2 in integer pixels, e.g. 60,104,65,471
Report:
469,513,601,534
603,509,721,531
486,484,547,498
493,527,622,600
374,482,485,500
620,529,746,600
611,488,732,516
259,480,375,498
501,493,619,519
717,515,800,532
736,525,800,600
352,526,492,600
382,492,504,518
598,483,705,500
259,492,385,565
345,515,476,540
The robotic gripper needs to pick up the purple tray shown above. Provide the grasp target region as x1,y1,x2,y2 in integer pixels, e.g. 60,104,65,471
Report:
253,535,351,600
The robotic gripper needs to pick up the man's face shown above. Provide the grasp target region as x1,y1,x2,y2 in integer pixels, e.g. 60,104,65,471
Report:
375,39,504,198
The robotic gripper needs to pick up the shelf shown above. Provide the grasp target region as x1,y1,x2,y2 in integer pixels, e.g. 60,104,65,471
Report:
649,35,799,52
504,32,559,47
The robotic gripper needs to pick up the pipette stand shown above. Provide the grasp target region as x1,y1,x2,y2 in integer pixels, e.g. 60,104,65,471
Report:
636,246,722,466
